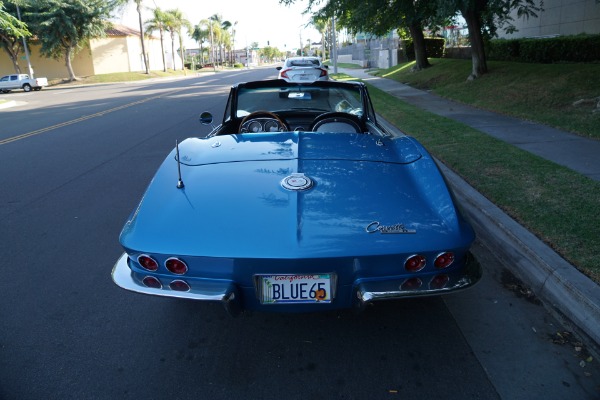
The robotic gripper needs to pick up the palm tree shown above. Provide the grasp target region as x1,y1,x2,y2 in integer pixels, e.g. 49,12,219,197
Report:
208,14,231,67
165,8,191,71
144,7,169,72
162,11,177,70
230,21,238,65
311,15,328,60
200,17,219,66
220,21,231,66
191,23,209,65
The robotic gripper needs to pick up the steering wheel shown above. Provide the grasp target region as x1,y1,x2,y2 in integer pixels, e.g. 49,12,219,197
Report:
309,112,363,133
238,111,288,133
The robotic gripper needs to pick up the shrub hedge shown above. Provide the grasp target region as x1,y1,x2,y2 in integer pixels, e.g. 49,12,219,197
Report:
486,34,600,63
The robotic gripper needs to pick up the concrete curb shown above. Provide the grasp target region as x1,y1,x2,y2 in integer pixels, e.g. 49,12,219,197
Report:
440,161,600,347
378,114,600,347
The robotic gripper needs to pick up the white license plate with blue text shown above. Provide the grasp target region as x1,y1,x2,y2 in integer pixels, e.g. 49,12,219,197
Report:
259,274,332,304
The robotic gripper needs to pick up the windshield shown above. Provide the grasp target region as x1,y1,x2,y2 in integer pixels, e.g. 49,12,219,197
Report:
236,84,364,118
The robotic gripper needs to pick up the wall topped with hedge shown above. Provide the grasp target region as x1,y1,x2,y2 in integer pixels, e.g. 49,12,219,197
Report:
486,34,600,63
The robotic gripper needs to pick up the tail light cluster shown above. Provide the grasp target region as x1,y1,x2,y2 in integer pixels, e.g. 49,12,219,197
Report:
402,251,455,291
404,252,455,272
136,254,190,292
279,68,328,79
401,274,451,291
279,69,291,79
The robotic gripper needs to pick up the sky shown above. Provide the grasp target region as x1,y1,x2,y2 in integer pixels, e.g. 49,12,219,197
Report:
112,0,322,51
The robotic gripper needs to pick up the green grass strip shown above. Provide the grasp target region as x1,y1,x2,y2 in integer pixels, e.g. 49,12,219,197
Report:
372,58,600,139
363,80,600,283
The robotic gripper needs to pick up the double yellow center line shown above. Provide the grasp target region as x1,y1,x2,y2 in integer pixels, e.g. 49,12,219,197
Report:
0,89,182,146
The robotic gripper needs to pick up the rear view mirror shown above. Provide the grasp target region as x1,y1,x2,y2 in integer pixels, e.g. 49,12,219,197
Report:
199,112,213,125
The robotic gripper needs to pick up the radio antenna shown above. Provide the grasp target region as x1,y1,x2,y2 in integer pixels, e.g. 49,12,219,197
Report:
176,140,184,189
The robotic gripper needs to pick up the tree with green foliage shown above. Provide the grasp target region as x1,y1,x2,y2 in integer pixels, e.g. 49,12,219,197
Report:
260,45,282,62
282,0,542,79
164,8,190,71
144,7,169,72
310,14,328,59
191,22,209,64
0,1,31,74
197,18,220,65
208,14,231,66
438,0,542,79
282,0,437,71
24,0,116,81
336,0,438,70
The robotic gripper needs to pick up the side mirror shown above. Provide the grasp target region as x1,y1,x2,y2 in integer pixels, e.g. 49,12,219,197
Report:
276,66,282,71
199,112,213,125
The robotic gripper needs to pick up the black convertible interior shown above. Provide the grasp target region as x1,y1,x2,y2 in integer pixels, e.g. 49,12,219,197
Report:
201,80,388,137
237,110,365,134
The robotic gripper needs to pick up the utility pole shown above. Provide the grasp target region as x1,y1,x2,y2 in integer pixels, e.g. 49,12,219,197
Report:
16,5,34,78
331,16,338,74
136,0,149,74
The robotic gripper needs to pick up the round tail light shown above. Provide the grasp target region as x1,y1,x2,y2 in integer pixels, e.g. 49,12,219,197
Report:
401,277,422,291
138,254,158,271
142,276,162,289
405,254,426,272
165,257,188,275
434,252,455,269
429,274,450,290
169,280,190,292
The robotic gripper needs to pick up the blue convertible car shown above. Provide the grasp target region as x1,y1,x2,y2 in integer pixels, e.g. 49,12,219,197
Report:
112,79,481,315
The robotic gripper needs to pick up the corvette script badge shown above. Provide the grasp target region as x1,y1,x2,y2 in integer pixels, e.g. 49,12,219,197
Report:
366,221,416,234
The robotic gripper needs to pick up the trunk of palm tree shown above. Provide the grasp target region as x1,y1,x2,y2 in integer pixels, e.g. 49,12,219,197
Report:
136,2,149,74
159,29,166,72
170,32,176,70
179,34,186,73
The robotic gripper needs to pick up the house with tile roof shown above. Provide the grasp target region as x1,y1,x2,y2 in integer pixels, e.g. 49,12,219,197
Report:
0,24,181,80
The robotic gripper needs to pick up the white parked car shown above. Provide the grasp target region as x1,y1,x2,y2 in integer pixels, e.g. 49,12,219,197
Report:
0,74,48,93
276,57,329,82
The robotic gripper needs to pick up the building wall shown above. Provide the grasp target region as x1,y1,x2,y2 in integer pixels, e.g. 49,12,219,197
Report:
0,43,95,80
90,36,131,74
503,0,600,38
1,34,180,79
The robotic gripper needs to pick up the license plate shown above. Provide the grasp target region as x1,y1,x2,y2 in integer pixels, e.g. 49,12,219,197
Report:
258,274,332,304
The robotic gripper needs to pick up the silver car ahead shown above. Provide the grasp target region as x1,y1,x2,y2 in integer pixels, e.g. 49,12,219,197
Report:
276,57,329,82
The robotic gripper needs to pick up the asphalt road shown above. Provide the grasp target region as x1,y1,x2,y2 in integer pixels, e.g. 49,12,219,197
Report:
1,68,598,399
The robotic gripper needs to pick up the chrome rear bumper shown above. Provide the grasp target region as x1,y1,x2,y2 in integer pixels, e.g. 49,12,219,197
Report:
355,252,481,307
111,253,241,315
112,252,481,315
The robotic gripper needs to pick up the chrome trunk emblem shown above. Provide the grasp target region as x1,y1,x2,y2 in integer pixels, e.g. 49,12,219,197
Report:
281,173,314,191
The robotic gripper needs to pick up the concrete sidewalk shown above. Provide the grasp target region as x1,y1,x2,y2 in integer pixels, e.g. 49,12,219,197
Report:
340,67,600,182
339,68,600,348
